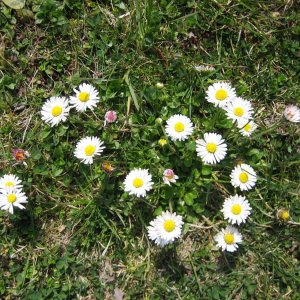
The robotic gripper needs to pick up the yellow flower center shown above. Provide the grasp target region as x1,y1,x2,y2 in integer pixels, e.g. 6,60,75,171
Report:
282,211,289,221
206,143,217,153
5,181,14,187
244,123,252,132
231,204,242,215
133,178,143,188
7,194,17,203
224,233,234,244
239,172,249,183
79,92,90,102
234,107,244,117
84,145,96,156
51,106,63,117
215,89,228,101
174,122,185,132
163,219,176,232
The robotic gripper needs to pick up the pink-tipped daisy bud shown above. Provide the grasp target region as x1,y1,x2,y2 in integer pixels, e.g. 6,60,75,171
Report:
163,169,178,186
105,110,117,123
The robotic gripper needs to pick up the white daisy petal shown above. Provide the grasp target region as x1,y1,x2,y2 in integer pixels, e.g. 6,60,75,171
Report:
196,132,227,165
147,211,184,247
230,163,257,191
205,82,236,108
41,96,70,127
165,114,194,142
70,83,99,112
124,168,153,198
221,195,252,225
214,226,242,252
284,105,300,123
74,136,105,165
0,187,28,214
225,97,254,123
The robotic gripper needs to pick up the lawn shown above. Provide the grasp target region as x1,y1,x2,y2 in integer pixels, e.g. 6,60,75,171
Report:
0,0,299,299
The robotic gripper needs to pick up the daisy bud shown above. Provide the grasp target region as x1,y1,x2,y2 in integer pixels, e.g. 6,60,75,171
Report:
277,208,290,222
155,82,164,89
155,117,163,124
284,105,300,123
12,148,30,161
102,162,115,174
163,169,178,186
105,110,117,124
158,139,167,146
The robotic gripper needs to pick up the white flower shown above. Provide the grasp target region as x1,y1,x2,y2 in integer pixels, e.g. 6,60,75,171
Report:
221,195,252,225
230,163,257,191
205,82,236,108
124,168,153,198
41,97,70,127
147,211,184,247
70,83,99,112
74,136,105,165
284,105,300,123
196,132,227,164
238,120,258,137
225,97,254,123
0,174,23,190
165,114,194,142
214,226,242,252
0,187,27,214
163,169,178,186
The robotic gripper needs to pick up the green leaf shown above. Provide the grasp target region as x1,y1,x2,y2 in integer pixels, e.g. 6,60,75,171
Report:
2,0,25,9
124,72,140,111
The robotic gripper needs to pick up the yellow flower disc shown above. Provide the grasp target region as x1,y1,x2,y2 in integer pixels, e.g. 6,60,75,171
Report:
51,106,63,117
215,89,228,101
133,178,143,188
79,92,90,102
163,219,176,232
231,204,242,215
206,143,217,153
234,107,244,117
224,233,234,244
7,194,17,203
174,122,185,133
239,172,249,183
84,145,96,156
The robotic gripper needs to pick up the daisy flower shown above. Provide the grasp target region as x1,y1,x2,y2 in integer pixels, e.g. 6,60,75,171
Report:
41,96,70,127
163,169,178,186
205,82,236,108
230,163,257,191
70,83,99,112
147,211,184,247
0,187,27,214
284,105,300,123
238,120,258,137
165,114,194,142
225,97,254,123
196,132,227,164
221,195,252,225
214,226,242,252
74,136,105,165
0,174,23,190
124,168,153,198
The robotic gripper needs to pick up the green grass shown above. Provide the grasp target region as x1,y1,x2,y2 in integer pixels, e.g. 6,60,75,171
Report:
0,0,299,299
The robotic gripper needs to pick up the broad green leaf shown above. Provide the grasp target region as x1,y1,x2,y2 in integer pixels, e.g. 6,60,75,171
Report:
2,0,25,9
